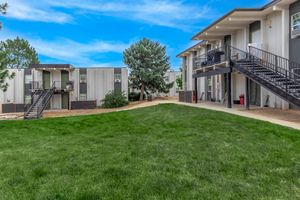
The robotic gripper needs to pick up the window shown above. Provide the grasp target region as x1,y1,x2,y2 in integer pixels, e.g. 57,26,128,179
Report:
25,75,32,84
80,74,87,83
79,94,87,101
165,76,170,82
25,95,31,104
292,12,300,31
114,74,121,83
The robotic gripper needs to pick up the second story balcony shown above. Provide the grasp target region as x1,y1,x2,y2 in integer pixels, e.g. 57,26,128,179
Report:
193,46,228,72
30,81,74,93
193,46,249,76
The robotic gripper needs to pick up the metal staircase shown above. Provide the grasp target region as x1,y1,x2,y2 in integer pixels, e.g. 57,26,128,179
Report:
229,46,300,107
24,83,55,120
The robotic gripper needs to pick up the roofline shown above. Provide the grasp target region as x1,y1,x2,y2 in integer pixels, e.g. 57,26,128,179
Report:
176,41,206,58
191,0,281,40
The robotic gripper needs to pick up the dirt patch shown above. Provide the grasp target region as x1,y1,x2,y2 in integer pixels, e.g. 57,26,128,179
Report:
43,98,178,118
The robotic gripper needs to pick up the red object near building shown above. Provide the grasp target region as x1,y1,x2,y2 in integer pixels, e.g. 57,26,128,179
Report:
239,94,245,105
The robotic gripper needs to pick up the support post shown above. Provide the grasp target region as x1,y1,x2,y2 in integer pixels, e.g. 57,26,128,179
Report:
245,77,250,110
194,77,198,104
227,73,232,108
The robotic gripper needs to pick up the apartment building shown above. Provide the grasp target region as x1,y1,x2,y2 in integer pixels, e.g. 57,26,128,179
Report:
129,70,181,98
0,64,128,118
177,0,300,109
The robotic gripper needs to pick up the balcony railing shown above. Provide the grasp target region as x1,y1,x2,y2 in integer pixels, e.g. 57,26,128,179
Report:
30,81,74,92
193,46,228,70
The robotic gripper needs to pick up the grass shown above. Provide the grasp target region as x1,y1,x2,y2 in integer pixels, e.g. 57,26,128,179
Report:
0,104,300,199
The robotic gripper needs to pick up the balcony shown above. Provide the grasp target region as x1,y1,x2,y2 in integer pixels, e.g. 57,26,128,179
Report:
30,81,74,92
193,47,228,71
192,46,249,77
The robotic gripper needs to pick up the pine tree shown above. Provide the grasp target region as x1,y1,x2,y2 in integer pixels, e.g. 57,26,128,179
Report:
0,3,15,92
123,38,173,100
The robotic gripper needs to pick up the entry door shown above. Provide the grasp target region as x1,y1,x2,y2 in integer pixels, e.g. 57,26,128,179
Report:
206,76,212,101
42,71,51,110
224,35,231,58
61,93,69,109
250,80,261,106
43,71,51,89
249,21,261,47
61,70,69,89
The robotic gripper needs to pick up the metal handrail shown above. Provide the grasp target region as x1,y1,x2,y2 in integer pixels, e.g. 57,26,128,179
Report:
24,87,43,117
36,82,56,118
230,45,300,98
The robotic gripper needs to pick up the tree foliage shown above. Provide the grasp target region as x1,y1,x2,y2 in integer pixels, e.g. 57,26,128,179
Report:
123,38,173,101
176,76,183,90
102,91,129,108
0,3,15,92
0,37,39,69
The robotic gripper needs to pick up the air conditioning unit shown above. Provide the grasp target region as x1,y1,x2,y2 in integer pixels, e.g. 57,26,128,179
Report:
291,28,300,39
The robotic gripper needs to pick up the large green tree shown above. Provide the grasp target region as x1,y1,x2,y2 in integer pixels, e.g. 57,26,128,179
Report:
123,38,173,100
0,37,39,69
0,3,15,92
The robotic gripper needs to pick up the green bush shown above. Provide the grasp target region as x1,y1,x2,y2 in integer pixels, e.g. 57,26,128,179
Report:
102,91,129,108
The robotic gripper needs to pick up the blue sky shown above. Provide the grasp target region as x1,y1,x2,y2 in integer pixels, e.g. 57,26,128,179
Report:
0,0,269,70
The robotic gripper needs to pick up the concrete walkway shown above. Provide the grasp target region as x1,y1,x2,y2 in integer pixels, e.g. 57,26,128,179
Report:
167,101,300,131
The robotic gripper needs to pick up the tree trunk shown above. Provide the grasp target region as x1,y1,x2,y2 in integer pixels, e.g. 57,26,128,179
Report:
140,83,145,101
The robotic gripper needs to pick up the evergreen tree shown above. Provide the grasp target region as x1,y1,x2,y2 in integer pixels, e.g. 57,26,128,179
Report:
0,37,39,69
123,38,173,100
0,3,15,92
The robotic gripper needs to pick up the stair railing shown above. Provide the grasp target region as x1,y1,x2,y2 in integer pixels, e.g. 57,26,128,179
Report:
36,82,56,118
24,87,43,118
228,45,300,98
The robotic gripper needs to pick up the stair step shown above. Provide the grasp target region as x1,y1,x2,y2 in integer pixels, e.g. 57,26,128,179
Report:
288,85,300,89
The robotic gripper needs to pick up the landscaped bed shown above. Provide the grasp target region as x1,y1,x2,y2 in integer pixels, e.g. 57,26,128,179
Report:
0,104,299,199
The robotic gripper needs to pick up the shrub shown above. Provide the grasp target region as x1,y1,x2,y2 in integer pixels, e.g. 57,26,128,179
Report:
102,91,129,108
128,92,146,101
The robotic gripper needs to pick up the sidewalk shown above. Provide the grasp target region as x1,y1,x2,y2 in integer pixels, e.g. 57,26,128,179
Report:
174,101,300,131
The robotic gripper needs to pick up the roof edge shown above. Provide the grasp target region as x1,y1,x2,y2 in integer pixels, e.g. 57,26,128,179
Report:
191,0,281,40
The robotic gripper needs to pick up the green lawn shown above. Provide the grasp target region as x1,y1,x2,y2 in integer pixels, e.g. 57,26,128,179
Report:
0,104,300,199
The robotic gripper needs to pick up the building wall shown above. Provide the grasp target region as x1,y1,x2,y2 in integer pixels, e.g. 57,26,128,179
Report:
290,1,300,64
0,69,24,104
70,68,127,107
163,71,181,97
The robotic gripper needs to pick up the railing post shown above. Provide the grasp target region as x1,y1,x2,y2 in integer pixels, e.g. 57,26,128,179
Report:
285,70,288,95
252,55,255,74
275,55,278,73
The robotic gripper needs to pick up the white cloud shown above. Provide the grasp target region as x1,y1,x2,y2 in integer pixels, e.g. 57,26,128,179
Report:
3,0,213,30
4,0,72,23
0,30,128,67
47,0,212,30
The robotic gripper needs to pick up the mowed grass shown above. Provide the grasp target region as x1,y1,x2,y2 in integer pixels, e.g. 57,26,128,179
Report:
0,104,300,199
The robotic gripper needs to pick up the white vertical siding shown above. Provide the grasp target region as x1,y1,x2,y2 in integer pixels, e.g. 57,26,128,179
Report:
87,68,114,106
51,71,61,109
121,68,128,98
0,69,24,104
70,69,79,102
